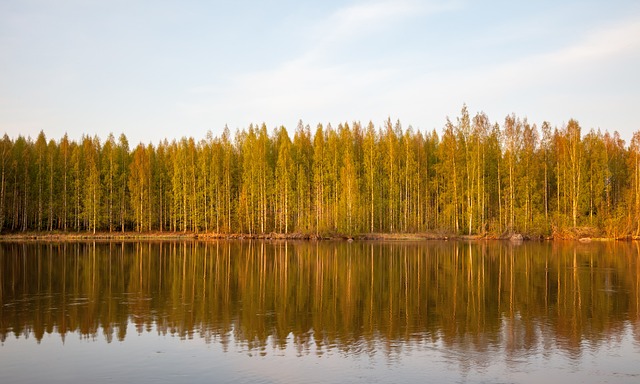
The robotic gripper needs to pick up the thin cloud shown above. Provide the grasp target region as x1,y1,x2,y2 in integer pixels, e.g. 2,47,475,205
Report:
179,3,640,139
476,17,640,93
180,0,461,128
179,60,396,129
324,0,421,41
549,18,640,64
307,0,461,58
328,15,640,133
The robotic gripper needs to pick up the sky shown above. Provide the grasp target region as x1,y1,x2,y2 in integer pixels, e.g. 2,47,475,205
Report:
1,0,640,146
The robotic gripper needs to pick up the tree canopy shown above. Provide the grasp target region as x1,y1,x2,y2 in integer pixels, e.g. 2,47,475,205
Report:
2,107,639,237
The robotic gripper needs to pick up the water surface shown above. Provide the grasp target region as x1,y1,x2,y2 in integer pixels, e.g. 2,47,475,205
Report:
1,240,639,383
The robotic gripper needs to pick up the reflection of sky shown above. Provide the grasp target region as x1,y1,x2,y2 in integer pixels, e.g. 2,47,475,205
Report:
1,321,639,383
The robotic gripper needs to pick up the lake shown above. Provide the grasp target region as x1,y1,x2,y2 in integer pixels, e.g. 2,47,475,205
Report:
1,240,639,383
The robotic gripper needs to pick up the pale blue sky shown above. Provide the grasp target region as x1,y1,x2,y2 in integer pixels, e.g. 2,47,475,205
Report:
1,0,639,145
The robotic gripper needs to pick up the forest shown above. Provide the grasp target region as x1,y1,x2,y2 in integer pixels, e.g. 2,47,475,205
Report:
2,106,640,238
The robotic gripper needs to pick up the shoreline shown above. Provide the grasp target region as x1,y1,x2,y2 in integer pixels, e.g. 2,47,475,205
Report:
0,231,629,242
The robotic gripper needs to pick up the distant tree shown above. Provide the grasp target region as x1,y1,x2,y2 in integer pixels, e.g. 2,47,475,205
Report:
0,135,11,232
5,108,640,237
116,134,130,232
60,134,71,231
82,136,101,234
35,131,47,230
437,119,458,232
382,118,399,232
293,121,313,232
566,119,583,228
338,123,358,234
583,129,607,226
46,138,57,231
102,134,116,232
502,115,522,231
129,143,154,232
630,131,640,235
275,126,293,233
312,124,327,233
363,121,378,232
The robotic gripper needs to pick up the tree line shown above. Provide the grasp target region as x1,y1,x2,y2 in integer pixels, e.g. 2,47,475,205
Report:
2,106,640,237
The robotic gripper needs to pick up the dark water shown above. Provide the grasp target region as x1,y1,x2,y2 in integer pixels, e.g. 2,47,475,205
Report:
1,240,639,383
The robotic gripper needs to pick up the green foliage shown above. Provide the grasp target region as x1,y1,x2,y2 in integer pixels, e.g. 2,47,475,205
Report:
2,109,640,237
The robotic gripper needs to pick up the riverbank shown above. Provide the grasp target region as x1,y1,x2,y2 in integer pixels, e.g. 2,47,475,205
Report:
0,230,627,241
0,231,454,241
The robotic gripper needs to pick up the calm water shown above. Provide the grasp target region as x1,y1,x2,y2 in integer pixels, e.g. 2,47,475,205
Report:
1,240,639,383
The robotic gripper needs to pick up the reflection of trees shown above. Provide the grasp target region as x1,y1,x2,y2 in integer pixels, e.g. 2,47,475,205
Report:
1,240,638,359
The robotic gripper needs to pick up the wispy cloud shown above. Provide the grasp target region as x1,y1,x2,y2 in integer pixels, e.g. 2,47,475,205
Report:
180,0,461,128
3,0,639,145
469,17,640,95
304,0,461,62
179,2,640,139
548,18,640,64
398,16,640,131
319,1,422,42
179,61,397,129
